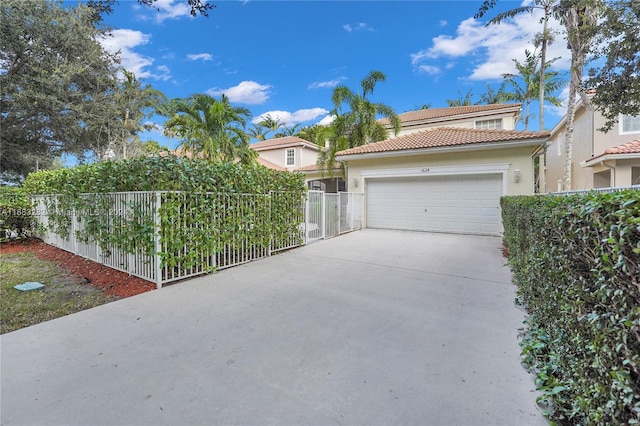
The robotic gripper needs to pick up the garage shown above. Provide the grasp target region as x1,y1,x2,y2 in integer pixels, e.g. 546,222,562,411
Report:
366,173,502,235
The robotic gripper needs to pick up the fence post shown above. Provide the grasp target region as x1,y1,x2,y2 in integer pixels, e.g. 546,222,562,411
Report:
153,192,163,289
321,192,326,240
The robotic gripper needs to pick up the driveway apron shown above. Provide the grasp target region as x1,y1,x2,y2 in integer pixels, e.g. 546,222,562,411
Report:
1,229,546,425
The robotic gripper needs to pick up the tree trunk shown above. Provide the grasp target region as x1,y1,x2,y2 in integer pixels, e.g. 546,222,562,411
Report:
562,59,580,191
538,9,549,131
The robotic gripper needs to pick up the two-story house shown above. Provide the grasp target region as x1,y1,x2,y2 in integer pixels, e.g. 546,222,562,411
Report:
546,97,640,191
251,136,344,192
332,103,550,236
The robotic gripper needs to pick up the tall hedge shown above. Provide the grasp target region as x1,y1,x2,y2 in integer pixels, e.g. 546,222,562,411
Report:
22,155,305,195
20,156,307,276
501,190,640,424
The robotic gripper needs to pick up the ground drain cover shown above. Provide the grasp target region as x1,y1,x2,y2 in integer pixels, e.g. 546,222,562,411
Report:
14,282,45,291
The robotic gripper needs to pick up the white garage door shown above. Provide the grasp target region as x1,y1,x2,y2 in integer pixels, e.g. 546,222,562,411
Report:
366,174,502,235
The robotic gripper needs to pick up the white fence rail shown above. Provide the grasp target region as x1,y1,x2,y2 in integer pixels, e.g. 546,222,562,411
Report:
549,185,640,196
30,190,363,289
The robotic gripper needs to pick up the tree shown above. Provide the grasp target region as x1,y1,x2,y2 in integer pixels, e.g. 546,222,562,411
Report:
478,83,510,105
502,50,565,129
258,114,286,139
446,89,475,107
586,0,640,132
162,94,256,164
0,0,125,181
557,0,602,190
476,0,556,131
112,69,166,159
317,70,401,174
87,0,214,19
248,124,269,142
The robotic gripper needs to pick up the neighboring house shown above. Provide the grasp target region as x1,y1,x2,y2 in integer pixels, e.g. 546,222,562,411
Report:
250,136,344,192
335,104,549,236
546,98,640,190
382,103,522,136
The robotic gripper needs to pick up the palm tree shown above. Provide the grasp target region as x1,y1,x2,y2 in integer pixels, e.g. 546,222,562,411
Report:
258,114,285,138
163,93,256,164
248,123,268,141
317,70,400,174
501,49,565,130
476,0,556,131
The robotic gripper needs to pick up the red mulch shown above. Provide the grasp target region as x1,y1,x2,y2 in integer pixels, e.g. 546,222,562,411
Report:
0,239,155,298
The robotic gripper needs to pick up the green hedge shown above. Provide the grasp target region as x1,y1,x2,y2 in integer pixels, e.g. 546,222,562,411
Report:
0,186,36,241
501,190,640,424
22,154,304,195
21,156,307,275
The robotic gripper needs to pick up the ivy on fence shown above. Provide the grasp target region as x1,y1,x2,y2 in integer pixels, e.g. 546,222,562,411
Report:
501,189,640,424
22,156,307,281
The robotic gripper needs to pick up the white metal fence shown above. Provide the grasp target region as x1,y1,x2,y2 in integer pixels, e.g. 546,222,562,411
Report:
549,185,640,196
30,190,363,289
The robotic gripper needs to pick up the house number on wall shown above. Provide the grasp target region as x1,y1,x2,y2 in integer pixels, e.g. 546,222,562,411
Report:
421,168,430,173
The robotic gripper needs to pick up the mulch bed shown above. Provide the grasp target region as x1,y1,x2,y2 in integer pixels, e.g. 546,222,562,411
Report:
0,239,155,298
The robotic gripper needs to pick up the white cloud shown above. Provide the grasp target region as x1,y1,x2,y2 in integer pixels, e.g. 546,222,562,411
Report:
308,77,347,89
439,20,448,27
343,22,374,32
136,0,193,23
416,65,441,76
207,81,272,104
317,114,335,126
187,53,213,61
411,3,571,81
252,108,330,126
99,29,171,81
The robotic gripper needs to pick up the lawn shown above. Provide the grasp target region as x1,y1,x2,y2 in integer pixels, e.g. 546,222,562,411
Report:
1,252,117,334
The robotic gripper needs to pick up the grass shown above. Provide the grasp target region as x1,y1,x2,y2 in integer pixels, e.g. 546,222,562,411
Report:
1,252,117,334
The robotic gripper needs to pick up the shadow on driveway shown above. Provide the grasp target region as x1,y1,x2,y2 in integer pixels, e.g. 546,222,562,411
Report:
1,229,546,425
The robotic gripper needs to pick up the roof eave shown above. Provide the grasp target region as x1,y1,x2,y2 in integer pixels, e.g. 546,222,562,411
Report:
581,153,640,167
336,137,549,162
252,142,319,152
385,104,522,129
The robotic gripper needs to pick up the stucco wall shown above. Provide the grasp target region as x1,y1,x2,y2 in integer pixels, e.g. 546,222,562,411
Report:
257,146,319,170
395,112,518,138
343,146,537,196
547,106,640,191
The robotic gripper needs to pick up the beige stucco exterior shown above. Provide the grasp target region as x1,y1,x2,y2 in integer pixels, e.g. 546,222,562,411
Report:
546,103,640,191
256,145,319,171
394,110,519,137
344,146,538,196
339,145,541,230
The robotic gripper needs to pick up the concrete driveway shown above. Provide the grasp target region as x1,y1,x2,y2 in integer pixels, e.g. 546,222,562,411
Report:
1,230,545,425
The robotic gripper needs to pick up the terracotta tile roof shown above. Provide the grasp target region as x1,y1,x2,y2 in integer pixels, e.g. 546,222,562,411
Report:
251,136,319,151
256,157,286,171
335,127,550,157
294,162,341,172
603,139,640,155
587,140,640,163
380,103,522,125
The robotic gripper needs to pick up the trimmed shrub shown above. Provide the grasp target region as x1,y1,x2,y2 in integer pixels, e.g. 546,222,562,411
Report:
501,190,640,424
0,186,36,241
21,156,307,275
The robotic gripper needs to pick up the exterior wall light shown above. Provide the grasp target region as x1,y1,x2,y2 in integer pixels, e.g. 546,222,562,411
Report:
353,177,359,188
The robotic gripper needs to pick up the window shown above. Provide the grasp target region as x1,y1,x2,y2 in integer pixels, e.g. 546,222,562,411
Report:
620,114,640,134
557,132,565,156
475,118,503,130
285,148,295,166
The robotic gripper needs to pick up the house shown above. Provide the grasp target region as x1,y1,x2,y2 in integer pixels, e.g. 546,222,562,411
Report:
546,97,640,190
251,136,344,192
334,104,550,236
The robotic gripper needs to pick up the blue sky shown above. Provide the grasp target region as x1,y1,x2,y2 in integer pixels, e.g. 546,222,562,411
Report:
95,0,573,148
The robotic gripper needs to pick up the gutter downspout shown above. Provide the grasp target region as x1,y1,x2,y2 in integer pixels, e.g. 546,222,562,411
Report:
531,141,550,193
